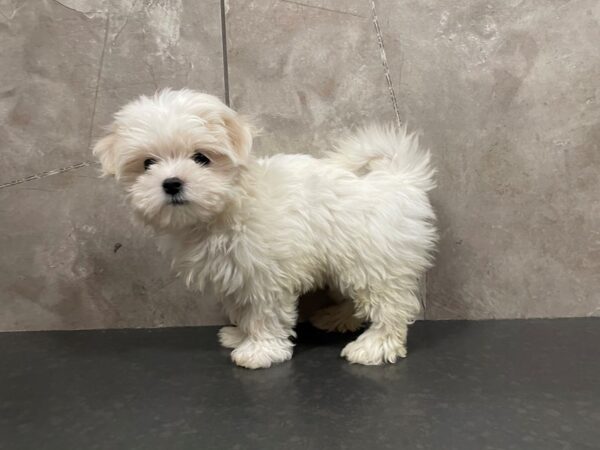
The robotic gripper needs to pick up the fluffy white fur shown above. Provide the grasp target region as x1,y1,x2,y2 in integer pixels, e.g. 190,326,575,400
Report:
94,89,437,369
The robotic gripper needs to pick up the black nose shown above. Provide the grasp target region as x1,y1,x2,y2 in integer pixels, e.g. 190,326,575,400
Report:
162,177,183,195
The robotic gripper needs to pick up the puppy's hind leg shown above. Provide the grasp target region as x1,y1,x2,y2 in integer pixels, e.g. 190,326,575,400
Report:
218,299,247,349
341,288,419,365
230,293,297,369
310,298,364,333
218,326,246,349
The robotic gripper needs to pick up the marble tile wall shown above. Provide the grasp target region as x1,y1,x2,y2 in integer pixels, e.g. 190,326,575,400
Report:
0,0,597,330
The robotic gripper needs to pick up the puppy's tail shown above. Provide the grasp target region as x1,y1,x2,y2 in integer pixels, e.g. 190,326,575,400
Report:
326,124,436,191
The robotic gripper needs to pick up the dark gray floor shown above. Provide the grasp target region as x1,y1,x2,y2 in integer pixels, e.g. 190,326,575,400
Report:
1,319,598,450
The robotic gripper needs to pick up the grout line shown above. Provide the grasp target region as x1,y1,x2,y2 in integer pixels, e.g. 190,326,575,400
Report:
0,161,98,190
87,14,110,151
219,0,230,107
369,1,427,314
280,0,366,18
369,0,401,127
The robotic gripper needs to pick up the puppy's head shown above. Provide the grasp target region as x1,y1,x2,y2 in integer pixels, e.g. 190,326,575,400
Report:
93,89,252,231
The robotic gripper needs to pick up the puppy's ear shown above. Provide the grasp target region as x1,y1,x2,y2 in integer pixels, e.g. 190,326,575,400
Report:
223,113,253,165
92,128,119,177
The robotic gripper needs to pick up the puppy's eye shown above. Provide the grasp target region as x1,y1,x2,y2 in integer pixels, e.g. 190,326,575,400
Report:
192,152,210,166
144,158,157,170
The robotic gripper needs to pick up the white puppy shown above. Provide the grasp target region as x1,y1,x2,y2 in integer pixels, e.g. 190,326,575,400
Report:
94,89,437,369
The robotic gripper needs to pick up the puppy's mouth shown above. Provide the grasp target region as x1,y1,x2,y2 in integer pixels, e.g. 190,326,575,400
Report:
167,197,189,206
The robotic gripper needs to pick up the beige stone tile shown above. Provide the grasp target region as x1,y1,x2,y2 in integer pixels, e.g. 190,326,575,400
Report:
377,0,600,318
226,0,396,156
0,165,226,331
0,0,226,330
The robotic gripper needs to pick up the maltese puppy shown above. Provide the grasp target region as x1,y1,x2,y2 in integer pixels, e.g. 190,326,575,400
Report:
93,89,437,369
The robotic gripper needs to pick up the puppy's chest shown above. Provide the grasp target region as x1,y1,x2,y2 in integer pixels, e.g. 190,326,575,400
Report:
173,233,280,294
173,225,320,298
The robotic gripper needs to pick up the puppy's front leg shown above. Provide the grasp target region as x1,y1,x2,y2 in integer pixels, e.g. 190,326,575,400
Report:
229,293,297,369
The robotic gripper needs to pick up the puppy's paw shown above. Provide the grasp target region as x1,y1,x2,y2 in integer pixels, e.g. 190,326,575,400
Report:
218,326,246,349
310,303,364,333
341,329,407,365
231,338,293,369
